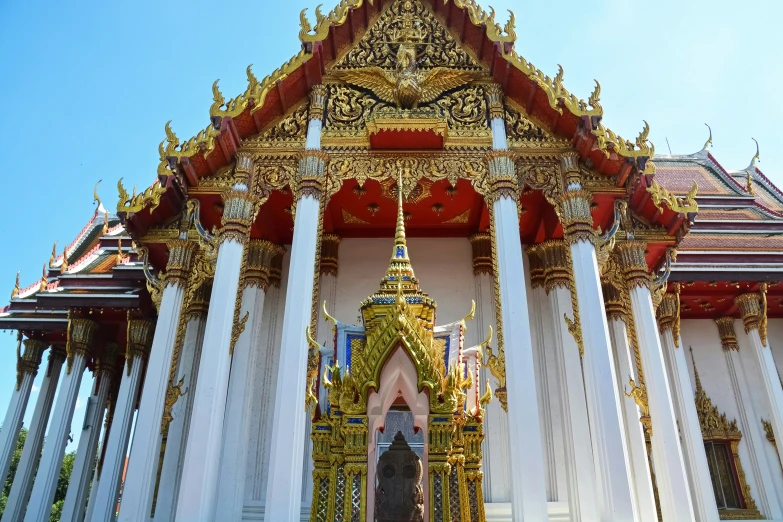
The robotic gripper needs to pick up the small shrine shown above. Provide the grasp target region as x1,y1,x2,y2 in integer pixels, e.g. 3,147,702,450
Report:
308,175,493,522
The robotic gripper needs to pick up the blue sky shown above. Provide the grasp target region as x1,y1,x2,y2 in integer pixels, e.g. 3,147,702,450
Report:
0,0,781,449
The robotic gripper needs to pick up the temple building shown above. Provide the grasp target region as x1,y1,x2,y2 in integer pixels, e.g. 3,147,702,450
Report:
1,0,783,521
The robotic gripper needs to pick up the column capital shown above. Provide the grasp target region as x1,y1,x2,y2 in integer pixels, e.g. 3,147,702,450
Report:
525,244,544,288
309,84,328,122
657,293,681,346
219,187,258,245
534,240,571,294
295,149,329,201
244,240,284,290
484,84,504,120
95,342,121,376
67,318,99,374
468,233,492,277
320,234,341,276
484,150,518,204
165,239,198,288
233,151,255,185
602,280,627,322
187,280,213,319
125,318,156,375
614,241,650,288
715,317,740,351
269,251,285,288
17,338,47,390
558,189,596,245
734,292,763,334
560,151,581,187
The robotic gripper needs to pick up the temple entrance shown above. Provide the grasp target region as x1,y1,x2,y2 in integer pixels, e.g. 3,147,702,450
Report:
376,410,424,462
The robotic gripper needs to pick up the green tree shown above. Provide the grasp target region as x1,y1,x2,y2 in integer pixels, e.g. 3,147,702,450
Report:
0,427,77,522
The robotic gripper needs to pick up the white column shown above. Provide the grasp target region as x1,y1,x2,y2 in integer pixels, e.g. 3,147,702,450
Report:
83,382,119,522
537,241,598,520
603,283,657,522
24,319,98,522
0,338,46,488
1,348,63,522
658,296,719,522
60,343,118,522
246,252,287,502
89,319,155,522
216,241,277,520
264,86,327,522
485,83,548,520
562,185,636,521
472,233,512,503
618,242,694,521
175,176,258,522
153,288,209,522
717,316,782,518
736,291,783,470
116,238,197,522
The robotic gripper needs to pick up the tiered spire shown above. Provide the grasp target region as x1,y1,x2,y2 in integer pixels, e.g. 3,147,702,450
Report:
381,170,417,292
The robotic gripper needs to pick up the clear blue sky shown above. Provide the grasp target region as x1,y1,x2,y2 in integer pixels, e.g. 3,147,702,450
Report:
0,0,781,449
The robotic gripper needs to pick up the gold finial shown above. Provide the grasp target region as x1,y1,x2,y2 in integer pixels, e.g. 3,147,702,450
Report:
61,244,69,272
395,168,407,251
11,271,20,299
49,241,58,269
116,238,124,264
702,123,713,151
747,172,755,195
689,346,704,394
94,180,103,210
382,168,415,286
750,137,760,168
103,210,110,236
39,264,47,292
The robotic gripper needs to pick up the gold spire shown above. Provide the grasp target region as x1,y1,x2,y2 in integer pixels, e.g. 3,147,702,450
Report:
11,271,20,299
39,265,47,292
381,169,416,291
690,346,704,395
49,241,58,269
61,244,69,272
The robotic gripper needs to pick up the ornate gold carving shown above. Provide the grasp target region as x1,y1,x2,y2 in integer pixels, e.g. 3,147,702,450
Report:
309,84,328,122
647,180,699,215
270,251,284,288
480,150,519,205
715,317,740,351
341,209,369,225
468,233,492,276
625,377,651,436
603,280,626,322
11,271,19,299
735,293,765,342
257,103,309,143
65,316,98,374
761,419,775,446
157,119,219,178
117,178,166,215
94,342,121,377
335,0,482,73
657,286,681,347
485,203,506,411
379,177,433,204
293,150,329,201
691,347,761,518
329,151,487,194
125,318,155,376
443,209,470,224
320,234,341,276
505,102,561,147
558,189,597,245
234,151,255,185
164,239,198,288
759,283,768,347
614,241,651,289
16,338,46,391
244,240,282,291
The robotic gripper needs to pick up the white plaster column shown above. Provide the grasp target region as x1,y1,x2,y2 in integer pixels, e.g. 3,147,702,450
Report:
537,241,599,521
484,84,548,520
246,252,287,503
24,319,98,522
561,182,636,521
617,241,694,521
603,283,657,522
116,238,197,522
658,295,719,522
83,377,120,522
0,338,46,488
174,160,261,522
736,290,783,469
216,241,279,521
471,233,512,503
153,281,210,522
264,85,328,522
716,316,783,518
89,319,155,522
1,348,65,522
60,343,119,522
